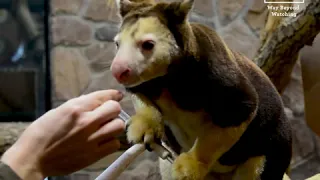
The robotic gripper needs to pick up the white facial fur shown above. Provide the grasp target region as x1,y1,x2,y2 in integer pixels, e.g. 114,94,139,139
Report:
110,16,179,88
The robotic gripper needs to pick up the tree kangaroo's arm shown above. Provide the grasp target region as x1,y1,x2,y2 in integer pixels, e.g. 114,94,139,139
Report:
130,93,162,123
126,93,164,145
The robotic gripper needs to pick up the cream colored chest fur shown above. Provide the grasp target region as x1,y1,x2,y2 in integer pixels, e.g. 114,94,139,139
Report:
154,92,238,175
154,92,209,152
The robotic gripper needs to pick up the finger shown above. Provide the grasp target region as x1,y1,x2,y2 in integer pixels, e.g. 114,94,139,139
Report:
67,90,124,111
88,118,125,142
82,90,124,103
95,139,121,157
86,100,122,125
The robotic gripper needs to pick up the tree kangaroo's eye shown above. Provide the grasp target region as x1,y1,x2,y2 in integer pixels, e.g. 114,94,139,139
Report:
141,40,155,51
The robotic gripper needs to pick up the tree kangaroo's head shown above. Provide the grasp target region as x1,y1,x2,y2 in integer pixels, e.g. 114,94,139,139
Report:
110,0,194,88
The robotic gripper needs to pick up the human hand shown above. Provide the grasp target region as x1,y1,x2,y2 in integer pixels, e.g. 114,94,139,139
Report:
1,90,126,180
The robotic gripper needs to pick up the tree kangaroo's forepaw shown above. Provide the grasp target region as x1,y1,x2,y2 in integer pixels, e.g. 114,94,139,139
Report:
126,114,163,151
172,152,208,180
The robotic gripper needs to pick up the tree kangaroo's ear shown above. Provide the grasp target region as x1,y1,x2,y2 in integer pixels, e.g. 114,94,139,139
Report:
115,0,136,17
161,0,194,23
115,0,155,17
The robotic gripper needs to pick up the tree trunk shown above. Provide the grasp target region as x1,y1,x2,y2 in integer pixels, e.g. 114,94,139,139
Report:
254,0,320,93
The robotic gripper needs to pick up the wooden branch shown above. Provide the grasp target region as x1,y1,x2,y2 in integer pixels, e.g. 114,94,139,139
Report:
254,0,320,93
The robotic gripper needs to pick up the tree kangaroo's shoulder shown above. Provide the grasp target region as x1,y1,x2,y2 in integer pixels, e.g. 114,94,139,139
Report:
232,50,273,81
190,22,221,40
189,22,236,64
189,21,269,83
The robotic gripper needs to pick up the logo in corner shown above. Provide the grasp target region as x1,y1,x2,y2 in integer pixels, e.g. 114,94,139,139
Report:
264,0,304,17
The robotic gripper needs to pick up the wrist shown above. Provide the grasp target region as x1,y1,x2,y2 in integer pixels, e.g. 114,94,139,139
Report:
1,144,46,180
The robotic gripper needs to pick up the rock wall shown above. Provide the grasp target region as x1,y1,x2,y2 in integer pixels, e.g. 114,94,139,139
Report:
50,0,320,179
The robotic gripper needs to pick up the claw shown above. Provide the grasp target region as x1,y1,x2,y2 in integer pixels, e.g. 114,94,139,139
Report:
145,143,153,152
125,122,130,132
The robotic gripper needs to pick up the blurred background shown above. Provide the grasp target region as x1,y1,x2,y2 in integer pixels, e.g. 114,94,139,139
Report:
0,0,49,122
0,0,319,180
